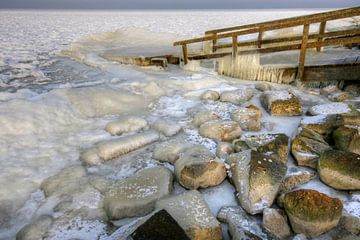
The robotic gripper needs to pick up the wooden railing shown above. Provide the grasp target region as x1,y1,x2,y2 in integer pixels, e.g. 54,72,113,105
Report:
173,6,360,81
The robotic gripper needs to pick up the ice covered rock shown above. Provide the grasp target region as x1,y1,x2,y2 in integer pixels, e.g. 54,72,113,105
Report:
263,208,291,240
308,102,352,116
318,150,360,190
192,111,220,127
255,82,271,92
217,206,267,239
342,214,360,235
40,165,87,197
284,189,343,237
242,133,289,164
292,234,307,240
96,130,160,161
291,128,331,169
344,84,360,97
279,170,317,193
300,115,342,140
320,85,339,96
105,116,147,136
16,215,53,240
156,190,222,240
232,139,250,153
152,141,193,164
130,210,190,240
174,145,226,189
152,119,182,137
227,150,287,214
216,142,233,159
199,120,242,142
220,89,254,105
231,104,261,131
200,90,220,101
333,126,360,155
329,91,349,102
103,166,173,220
80,148,102,166
260,90,302,116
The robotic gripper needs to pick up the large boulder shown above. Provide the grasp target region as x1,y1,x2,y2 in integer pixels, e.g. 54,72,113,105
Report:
200,90,220,101
300,115,342,140
16,215,53,240
291,127,331,169
308,102,352,116
192,111,220,127
156,190,222,240
152,141,193,164
174,145,226,189
242,133,289,164
199,120,242,142
333,126,360,155
103,166,173,220
318,150,360,190
217,206,267,239
220,89,254,105
260,91,303,116
284,189,343,237
105,116,147,135
152,119,182,137
231,104,261,131
263,208,291,240
227,150,287,214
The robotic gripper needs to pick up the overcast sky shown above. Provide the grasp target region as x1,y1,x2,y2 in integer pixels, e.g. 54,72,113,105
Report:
0,0,359,10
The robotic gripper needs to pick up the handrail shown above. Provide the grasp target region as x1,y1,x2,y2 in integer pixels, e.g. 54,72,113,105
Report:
204,6,360,35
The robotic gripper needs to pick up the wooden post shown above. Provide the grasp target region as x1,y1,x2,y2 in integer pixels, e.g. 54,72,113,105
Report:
182,44,188,65
232,35,238,61
212,34,217,53
298,24,310,81
316,21,327,52
258,31,263,48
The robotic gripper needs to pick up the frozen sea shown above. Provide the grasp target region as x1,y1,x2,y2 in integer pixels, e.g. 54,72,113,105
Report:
0,9,358,239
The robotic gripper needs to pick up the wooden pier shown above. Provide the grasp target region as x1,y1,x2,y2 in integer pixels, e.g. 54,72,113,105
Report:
173,6,360,82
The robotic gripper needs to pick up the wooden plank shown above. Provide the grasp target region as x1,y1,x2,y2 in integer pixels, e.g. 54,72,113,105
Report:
232,35,238,61
182,44,188,64
298,24,310,81
204,7,360,35
174,8,360,46
317,21,327,52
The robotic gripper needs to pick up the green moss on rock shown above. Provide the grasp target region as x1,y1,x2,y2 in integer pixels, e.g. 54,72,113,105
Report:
319,150,360,179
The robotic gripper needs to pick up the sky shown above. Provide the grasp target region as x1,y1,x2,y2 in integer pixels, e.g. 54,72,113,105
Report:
0,0,359,10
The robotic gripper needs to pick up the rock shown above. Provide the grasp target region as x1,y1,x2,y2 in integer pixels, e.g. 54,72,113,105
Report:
217,206,267,239
227,150,287,214
329,91,349,102
260,91,303,116
344,84,360,97
220,89,254,105
231,104,261,131
200,90,220,101
292,234,307,240
300,115,342,140
96,130,160,161
156,190,222,240
333,126,360,155
308,102,353,116
291,127,331,169
216,142,233,158
279,170,317,193
320,85,339,96
152,141,193,164
192,111,220,127
105,116,148,135
255,82,271,92
284,189,343,237
40,166,87,197
103,166,173,220
232,139,250,153
263,208,291,239
318,150,360,190
79,148,102,166
130,210,190,240
199,120,242,142
342,214,360,235
174,145,226,189
16,215,53,240
243,133,289,164
152,119,182,137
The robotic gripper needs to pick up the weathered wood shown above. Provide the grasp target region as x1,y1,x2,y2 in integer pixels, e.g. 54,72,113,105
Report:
298,24,310,81
317,21,327,52
182,44,188,64
174,7,360,46
232,35,238,61
205,7,359,35
258,31,263,48
212,34,217,53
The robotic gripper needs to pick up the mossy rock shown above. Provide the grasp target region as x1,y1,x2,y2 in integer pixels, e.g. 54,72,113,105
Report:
318,150,360,190
300,114,342,141
333,126,360,155
261,91,303,116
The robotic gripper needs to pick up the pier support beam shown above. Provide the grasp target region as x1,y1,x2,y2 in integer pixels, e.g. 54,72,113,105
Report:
317,21,327,52
232,35,238,61
182,44,188,65
298,24,310,81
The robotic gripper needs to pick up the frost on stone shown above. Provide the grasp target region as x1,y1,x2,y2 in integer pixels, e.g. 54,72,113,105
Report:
152,140,193,164
199,120,242,142
151,119,182,137
192,111,220,127
308,102,352,116
105,116,147,136
220,89,254,105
